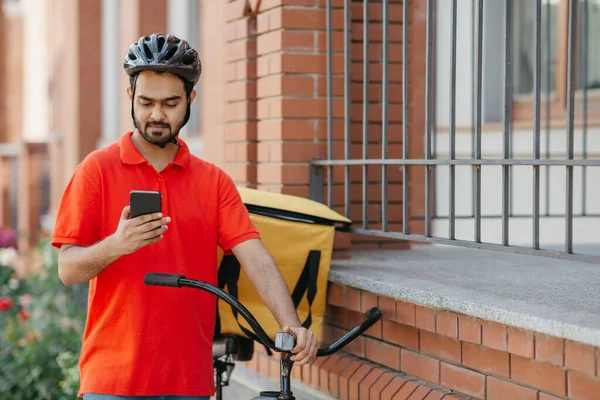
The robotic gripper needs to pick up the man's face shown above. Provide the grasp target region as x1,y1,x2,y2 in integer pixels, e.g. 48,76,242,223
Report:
127,71,196,148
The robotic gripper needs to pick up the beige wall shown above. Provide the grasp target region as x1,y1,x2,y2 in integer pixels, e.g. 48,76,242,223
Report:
22,0,50,143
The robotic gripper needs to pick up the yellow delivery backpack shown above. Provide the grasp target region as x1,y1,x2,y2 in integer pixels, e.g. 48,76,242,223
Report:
214,188,351,345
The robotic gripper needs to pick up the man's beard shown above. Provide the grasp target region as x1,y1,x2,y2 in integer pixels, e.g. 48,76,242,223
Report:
134,119,182,149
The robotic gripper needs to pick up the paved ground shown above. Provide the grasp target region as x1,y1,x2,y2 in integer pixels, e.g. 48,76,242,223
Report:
211,379,258,399
211,364,331,400
331,244,600,347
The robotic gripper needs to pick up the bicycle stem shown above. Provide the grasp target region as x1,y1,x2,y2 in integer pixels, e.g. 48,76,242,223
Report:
280,355,294,400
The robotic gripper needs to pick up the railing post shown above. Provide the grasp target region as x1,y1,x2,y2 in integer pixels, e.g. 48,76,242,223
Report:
309,162,325,204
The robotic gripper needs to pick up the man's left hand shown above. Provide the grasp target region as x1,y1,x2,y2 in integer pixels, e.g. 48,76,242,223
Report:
282,326,319,365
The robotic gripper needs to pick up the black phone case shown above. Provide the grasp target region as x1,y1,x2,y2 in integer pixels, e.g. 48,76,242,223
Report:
130,190,162,218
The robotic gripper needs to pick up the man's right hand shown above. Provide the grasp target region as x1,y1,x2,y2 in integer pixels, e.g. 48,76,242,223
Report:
110,205,171,256
57,206,171,286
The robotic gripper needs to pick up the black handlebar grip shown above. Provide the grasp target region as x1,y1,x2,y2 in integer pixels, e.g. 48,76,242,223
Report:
144,272,186,288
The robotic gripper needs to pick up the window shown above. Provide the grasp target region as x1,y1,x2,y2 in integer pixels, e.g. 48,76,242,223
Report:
576,0,600,90
512,0,600,121
512,1,558,97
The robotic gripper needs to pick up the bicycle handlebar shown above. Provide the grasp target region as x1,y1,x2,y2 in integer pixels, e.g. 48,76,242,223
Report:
144,272,382,357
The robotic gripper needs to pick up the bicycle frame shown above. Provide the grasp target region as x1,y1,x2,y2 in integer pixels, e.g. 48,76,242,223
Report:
144,272,382,400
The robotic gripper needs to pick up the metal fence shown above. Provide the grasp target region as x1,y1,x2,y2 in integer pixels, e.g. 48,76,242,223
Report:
310,0,600,263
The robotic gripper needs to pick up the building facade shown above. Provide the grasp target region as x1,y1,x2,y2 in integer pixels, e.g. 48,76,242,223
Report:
2,0,600,398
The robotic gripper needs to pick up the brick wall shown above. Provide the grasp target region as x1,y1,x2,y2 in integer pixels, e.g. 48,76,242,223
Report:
223,0,429,257
240,282,600,399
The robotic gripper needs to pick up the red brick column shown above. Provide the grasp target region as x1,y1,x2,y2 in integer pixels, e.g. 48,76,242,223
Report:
252,0,351,257
77,0,103,160
0,7,9,229
47,0,101,196
249,0,426,253
45,0,101,235
224,1,259,188
254,1,330,197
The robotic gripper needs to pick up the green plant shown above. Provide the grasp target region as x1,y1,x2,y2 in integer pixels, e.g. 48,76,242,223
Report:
0,237,88,399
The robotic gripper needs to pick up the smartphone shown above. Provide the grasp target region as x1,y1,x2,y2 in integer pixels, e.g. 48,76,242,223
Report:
130,190,162,219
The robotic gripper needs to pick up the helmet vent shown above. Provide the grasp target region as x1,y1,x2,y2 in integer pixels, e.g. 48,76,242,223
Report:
157,36,166,51
164,46,177,61
182,54,195,65
128,51,137,61
143,44,153,60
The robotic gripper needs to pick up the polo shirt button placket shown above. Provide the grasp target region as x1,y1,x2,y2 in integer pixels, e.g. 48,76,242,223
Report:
157,175,167,214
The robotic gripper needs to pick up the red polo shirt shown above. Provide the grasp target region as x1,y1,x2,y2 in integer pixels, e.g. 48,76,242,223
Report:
51,132,260,397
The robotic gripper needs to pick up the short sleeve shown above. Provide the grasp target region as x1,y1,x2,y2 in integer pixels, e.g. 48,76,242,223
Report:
217,171,260,252
51,157,103,249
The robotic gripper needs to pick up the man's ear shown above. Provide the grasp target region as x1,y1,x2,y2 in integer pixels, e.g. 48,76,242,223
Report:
189,89,197,104
127,87,133,100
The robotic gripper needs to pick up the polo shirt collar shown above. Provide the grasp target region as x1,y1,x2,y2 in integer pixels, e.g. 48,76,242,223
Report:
119,132,190,168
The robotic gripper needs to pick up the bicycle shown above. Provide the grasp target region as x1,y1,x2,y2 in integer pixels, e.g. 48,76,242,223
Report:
143,272,383,400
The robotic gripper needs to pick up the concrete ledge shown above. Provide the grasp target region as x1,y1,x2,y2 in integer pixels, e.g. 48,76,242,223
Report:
329,244,600,347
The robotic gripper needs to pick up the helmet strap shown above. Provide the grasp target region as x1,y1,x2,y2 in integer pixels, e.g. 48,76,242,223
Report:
130,74,139,128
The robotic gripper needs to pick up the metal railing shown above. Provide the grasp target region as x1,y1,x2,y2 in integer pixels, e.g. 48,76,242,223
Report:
310,0,600,263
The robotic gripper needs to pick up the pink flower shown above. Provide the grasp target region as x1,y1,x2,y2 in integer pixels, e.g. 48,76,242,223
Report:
19,294,32,308
0,227,17,249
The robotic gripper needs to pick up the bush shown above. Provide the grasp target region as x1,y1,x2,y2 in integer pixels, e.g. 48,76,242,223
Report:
0,236,88,399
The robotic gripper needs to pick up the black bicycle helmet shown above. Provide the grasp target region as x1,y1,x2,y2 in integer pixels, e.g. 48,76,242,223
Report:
124,33,202,85
124,34,201,147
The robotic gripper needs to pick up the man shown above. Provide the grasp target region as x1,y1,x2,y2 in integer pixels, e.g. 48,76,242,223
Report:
51,33,318,400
